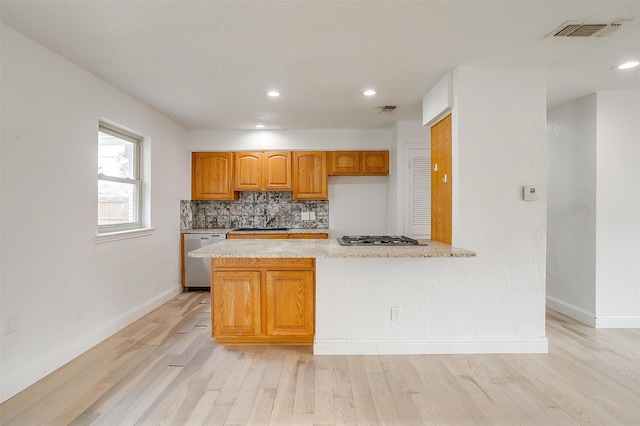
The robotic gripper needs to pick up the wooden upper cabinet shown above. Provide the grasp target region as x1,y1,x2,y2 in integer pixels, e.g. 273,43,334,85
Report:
292,152,328,200
191,152,237,200
361,151,389,174
263,152,292,190
328,151,389,175
234,152,262,190
234,151,291,191
328,151,360,174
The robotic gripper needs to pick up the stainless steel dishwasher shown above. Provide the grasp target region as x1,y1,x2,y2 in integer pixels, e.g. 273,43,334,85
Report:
183,233,226,288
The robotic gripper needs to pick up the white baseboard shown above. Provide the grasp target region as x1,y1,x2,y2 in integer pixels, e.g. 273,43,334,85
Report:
546,296,597,327
595,317,640,328
313,337,549,355
0,286,182,403
546,296,640,329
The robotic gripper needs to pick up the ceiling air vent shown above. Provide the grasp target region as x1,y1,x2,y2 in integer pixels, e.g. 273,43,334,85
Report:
548,21,624,38
380,105,398,114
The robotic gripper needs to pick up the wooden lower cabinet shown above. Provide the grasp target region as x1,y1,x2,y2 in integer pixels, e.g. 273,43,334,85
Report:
289,233,328,239
211,258,315,344
212,271,261,337
265,270,315,337
228,233,328,240
227,233,288,239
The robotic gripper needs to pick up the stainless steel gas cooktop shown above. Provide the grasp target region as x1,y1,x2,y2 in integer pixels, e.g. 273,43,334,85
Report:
337,235,421,246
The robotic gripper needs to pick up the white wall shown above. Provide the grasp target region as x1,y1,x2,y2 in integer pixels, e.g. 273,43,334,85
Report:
189,129,392,152
422,71,452,126
547,92,640,328
315,66,548,354
595,92,640,326
546,95,598,322
387,121,431,234
188,129,393,237
453,66,547,340
0,24,190,401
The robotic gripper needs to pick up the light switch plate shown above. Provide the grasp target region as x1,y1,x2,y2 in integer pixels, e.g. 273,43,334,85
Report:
301,212,310,220
523,185,538,201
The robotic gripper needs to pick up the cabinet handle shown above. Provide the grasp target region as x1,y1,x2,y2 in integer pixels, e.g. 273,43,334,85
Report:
442,174,448,183
433,163,438,172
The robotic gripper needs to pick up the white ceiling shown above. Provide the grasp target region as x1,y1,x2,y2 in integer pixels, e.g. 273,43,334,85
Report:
2,1,639,130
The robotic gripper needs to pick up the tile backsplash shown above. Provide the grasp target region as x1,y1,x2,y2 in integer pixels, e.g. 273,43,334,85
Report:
181,192,329,230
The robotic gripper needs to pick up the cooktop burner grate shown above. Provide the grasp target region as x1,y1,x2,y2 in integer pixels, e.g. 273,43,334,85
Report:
337,235,420,246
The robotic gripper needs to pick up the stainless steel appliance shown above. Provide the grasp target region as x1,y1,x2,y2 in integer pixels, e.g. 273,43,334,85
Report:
183,233,226,288
337,235,421,246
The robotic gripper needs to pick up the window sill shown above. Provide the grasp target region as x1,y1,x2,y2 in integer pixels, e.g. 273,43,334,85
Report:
94,228,155,244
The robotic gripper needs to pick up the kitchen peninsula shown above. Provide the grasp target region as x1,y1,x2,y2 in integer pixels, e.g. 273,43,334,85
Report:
188,238,496,355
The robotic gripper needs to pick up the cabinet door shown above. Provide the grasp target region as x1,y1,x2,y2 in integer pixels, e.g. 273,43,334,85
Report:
234,152,262,190
292,152,328,200
361,151,389,175
263,152,292,190
192,152,236,200
265,270,314,337
328,151,359,175
212,271,261,337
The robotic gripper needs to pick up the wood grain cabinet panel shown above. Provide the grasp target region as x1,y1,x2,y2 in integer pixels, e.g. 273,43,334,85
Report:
227,234,289,239
292,151,328,200
234,151,291,191
228,233,328,240
263,152,292,190
211,258,315,344
361,151,389,174
212,270,261,337
265,270,315,337
191,152,237,200
328,151,389,175
328,151,360,174
234,152,262,190
289,233,328,239
235,151,291,191
430,114,452,244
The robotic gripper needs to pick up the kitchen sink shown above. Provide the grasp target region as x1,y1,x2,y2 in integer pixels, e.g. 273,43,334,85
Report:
233,227,290,232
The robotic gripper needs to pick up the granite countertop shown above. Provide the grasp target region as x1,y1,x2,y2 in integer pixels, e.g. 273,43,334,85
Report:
182,228,329,235
188,238,476,259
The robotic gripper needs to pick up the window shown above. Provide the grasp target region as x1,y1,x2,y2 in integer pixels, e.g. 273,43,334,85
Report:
97,122,143,234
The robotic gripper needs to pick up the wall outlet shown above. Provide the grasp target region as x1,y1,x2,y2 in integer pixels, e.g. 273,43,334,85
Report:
301,212,310,220
391,306,400,321
309,212,316,220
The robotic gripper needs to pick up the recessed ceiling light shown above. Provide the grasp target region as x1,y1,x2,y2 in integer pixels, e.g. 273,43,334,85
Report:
363,89,376,96
617,61,639,70
267,91,280,97
254,124,267,129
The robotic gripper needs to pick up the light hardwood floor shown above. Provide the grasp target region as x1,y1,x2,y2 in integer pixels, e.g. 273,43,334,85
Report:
1,291,638,425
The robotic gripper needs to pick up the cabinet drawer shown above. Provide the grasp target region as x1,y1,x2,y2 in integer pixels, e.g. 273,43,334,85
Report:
212,258,315,269
227,233,288,239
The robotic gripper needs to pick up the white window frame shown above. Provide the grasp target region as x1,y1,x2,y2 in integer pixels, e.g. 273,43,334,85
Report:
97,122,144,236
